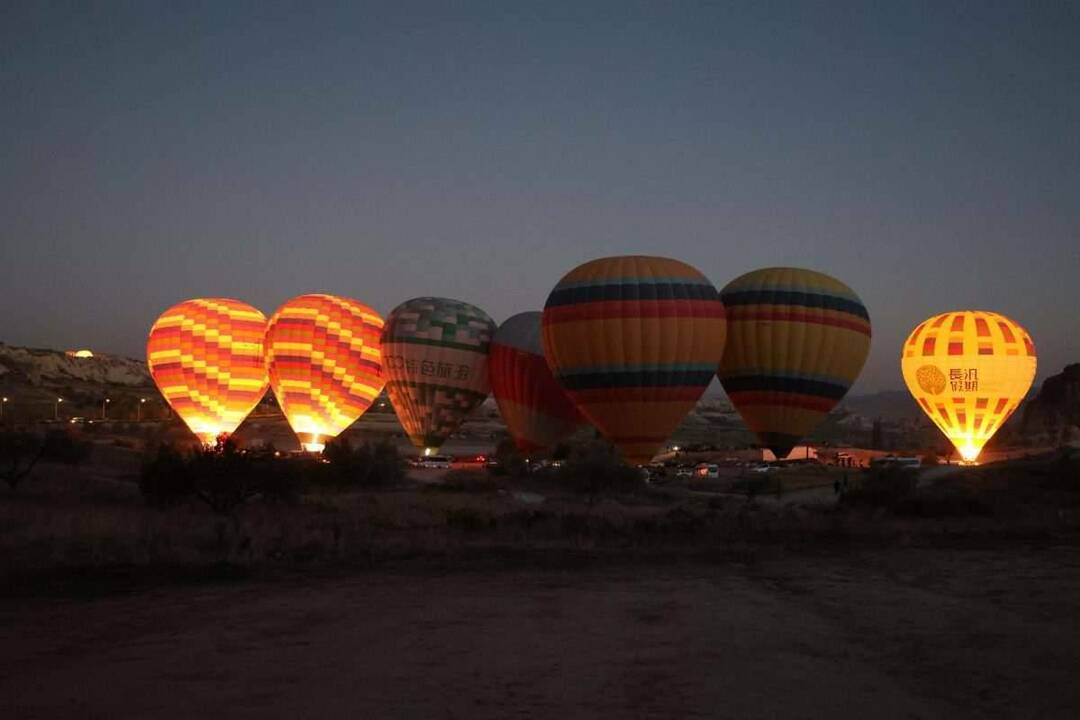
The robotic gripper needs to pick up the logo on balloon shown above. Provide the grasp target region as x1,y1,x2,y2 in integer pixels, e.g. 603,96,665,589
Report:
916,365,947,395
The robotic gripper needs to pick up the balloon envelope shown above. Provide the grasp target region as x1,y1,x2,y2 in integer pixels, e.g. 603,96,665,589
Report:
146,298,269,445
542,256,727,465
382,297,495,453
901,310,1036,463
264,294,386,452
489,312,583,453
718,267,871,460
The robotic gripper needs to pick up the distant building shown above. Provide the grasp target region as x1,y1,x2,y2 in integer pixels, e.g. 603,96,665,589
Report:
762,446,818,462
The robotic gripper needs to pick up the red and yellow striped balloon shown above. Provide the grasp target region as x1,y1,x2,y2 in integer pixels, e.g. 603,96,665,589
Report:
542,256,727,465
265,294,386,452
147,298,269,445
718,267,872,460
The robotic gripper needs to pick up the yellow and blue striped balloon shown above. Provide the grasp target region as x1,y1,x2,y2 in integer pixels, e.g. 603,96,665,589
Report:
718,267,871,459
542,256,727,465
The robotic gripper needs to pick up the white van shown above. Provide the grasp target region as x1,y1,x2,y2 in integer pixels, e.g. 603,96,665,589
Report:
418,454,452,469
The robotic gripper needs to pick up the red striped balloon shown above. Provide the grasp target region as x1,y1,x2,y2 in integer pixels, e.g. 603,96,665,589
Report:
489,312,583,453
542,256,727,465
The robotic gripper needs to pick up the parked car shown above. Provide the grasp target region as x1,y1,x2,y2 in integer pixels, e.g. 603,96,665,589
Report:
675,466,694,479
451,454,487,469
694,463,720,480
418,454,452,469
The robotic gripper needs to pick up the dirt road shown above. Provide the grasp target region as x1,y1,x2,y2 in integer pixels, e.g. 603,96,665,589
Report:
3,548,1080,719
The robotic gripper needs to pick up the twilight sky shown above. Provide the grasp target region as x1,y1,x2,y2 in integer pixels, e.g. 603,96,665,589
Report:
1,1,1077,393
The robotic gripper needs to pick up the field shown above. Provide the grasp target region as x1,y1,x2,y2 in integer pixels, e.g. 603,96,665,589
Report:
3,441,1080,718
4,550,1080,718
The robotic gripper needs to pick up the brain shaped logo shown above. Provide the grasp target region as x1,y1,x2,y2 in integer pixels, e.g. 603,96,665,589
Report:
916,365,947,395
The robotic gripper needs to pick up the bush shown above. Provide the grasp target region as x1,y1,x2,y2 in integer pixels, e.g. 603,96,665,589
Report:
140,438,296,513
840,466,918,509
139,443,195,507
438,469,501,493
551,440,644,502
139,437,406,512
321,437,405,488
893,483,991,517
0,430,45,490
41,430,92,466
0,429,90,490
492,438,526,476
732,475,774,497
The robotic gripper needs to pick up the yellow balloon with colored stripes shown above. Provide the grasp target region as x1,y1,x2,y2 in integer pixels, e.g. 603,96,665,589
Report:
901,311,1036,463
542,256,727,465
718,267,871,460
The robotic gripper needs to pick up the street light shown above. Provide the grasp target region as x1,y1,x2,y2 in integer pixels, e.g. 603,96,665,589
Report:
138,397,146,422
1,396,8,421
55,397,63,421
102,397,111,420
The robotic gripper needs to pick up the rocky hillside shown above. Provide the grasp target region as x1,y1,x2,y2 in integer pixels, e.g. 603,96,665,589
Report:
1022,364,1080,444
0,344,150,389
0,344,154,421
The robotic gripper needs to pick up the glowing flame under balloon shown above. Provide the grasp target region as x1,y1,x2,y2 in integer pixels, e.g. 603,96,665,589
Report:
901,310,1036,464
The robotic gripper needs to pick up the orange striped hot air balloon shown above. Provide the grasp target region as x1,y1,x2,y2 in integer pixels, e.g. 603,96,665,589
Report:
147,298,269,445
542,256,727,465
901,311,1036,463
264,294,386,452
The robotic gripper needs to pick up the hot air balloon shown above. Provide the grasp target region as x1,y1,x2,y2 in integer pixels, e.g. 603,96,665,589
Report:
718,267,871,460
382,297,495,454
264,294,386,452
901,311,1036,463
146,298,269,445
489,312,584,453
542,256,727,465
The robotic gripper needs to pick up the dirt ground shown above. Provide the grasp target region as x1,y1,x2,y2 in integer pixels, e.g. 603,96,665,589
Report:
3,547,1080,719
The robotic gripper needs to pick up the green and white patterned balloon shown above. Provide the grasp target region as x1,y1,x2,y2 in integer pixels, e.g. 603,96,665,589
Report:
381,297,495,452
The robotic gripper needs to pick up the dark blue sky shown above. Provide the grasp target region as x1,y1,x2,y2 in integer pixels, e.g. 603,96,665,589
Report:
2,1,1077,392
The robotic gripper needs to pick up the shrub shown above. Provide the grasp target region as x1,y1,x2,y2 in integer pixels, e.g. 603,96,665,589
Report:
0,430,45,490
139,443,196,507
492,437,526,476
840,465,918,509
732,475,773,497
551,440,644,502
139,437,407,511
140,438,293,513
439,469,501,493
41,430,92,466
893,483,991,517
321,437,405,488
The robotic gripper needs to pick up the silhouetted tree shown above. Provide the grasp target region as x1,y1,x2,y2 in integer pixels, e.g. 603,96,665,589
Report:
0,430,45,490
